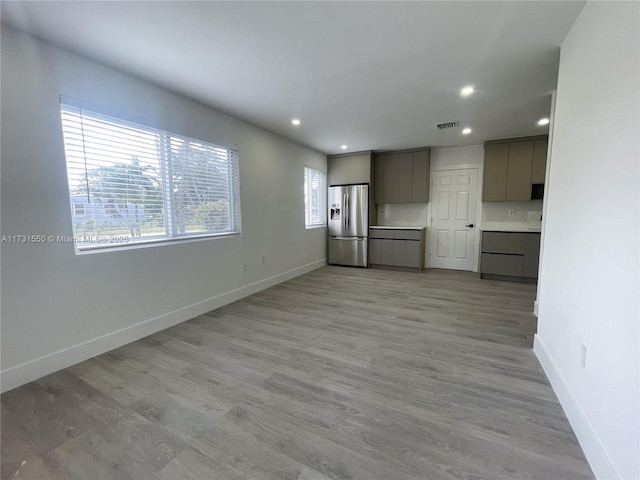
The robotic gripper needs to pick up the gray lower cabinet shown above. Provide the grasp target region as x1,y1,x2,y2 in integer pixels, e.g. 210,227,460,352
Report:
369,228,424,271
481,253,525,276
380,239,394,265
369,238,381,264
393,240,407,266
523,234,541,278
482,231,525,254
406,241,420,268
480,231,541,282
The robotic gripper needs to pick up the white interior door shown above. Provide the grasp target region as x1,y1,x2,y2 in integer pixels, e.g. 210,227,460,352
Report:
429,168,478,271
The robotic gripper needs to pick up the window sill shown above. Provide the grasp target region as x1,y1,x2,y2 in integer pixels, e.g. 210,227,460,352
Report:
74,231,241,255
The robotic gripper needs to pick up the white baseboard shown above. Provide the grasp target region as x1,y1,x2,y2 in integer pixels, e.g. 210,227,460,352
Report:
1,259,326,393
533,300,539,317
533,335,620,480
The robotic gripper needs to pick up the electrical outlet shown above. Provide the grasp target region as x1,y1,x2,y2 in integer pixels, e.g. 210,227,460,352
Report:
241,261,247,271
508,209,515,217
580,344,588,369
261,255,266,264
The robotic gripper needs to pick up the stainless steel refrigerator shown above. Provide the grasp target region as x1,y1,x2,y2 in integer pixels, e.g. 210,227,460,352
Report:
328,184,368,267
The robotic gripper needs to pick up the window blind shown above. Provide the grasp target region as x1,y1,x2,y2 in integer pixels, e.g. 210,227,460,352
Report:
304,167,327,228
60,103,241,251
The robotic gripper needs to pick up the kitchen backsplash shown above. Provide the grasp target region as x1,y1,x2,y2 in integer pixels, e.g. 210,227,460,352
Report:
377,203,428,226
481,200,543,230
376,200,542,230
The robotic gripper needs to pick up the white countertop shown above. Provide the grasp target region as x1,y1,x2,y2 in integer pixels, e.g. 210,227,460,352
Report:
370,225,426,230
372,224,539,233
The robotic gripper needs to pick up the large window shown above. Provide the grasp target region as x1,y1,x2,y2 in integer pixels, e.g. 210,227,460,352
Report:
304,167,326,228
60,101,241,252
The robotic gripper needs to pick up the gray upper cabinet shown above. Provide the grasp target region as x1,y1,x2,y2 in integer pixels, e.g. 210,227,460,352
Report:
386,153,404,203
482,135,548,202
531,139,548,184
411,150,429,203
505,141,533,201
482,143,509,201
327,152,372,186
348,153,372,184
374,155,387,204
374,148,429,204
391,153,413,203
385,153,401,203
327,156,349,186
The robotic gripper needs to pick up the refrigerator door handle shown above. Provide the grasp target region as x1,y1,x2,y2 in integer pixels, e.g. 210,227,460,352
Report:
346,193,350,230
343,194,347,230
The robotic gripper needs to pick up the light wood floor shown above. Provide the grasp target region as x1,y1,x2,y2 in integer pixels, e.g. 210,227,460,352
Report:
1,266,594,479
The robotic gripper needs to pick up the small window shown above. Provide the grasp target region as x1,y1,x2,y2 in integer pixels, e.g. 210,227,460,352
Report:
304,167,327,228
60,100,241,252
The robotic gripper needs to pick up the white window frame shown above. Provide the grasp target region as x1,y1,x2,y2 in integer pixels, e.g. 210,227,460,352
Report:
59,98,241,253
304,166,327,229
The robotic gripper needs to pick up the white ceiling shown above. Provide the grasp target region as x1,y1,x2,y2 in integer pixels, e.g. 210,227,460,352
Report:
1,1,585,155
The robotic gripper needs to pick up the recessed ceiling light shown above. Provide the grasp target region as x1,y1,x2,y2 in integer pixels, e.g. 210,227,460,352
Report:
341,145,348,150
460,86,474,97
462,127,472,135
537,118,550,126
291,118,301,126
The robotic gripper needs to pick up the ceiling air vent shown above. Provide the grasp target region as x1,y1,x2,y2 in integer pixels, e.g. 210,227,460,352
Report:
436,120,459,130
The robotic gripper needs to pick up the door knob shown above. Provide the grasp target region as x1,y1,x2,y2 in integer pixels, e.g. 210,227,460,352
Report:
465,224,474,228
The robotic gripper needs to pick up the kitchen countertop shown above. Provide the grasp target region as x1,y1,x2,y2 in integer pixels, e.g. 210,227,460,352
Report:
370,225,426,230
372,224,540,233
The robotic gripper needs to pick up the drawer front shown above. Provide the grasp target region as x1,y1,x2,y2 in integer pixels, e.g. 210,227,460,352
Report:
369,228,394,239
393,229,421,240
481,253,524,276
482,232,525,254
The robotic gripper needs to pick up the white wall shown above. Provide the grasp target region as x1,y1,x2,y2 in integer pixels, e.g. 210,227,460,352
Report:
0,27,327,392
533,3,639,479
